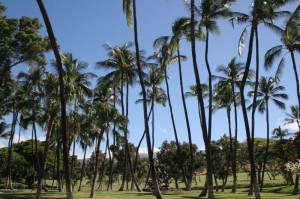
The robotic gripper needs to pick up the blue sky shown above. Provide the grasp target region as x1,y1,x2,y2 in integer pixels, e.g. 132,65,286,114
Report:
1,0,299,158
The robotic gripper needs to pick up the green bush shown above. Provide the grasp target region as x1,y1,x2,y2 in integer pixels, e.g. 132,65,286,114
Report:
0,182,28,189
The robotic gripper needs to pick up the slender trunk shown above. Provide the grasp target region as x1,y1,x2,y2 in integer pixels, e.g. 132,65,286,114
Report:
202,28,214,199
290,51,300,195
78,144,87,191
33,119,40,171
90,131,104,198
164,68,187,187
132,1,162,198
239,2,260,197
260,101,269,191
177,42,194,190
71,138,76,178
232,84,238,193
36,112,57,199
189,1,212,198
119,75,127,191
6,110,18,190
97,139,108,191
226,107,235,192
36,1,72,198
151,84,155,151
132,107,153,189
56,141,63,192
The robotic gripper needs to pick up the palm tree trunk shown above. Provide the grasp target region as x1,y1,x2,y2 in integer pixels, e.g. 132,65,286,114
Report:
164,68,187,188
260,101,270,191
78,144,87,191
132,1,162,198
290,51,300,195
56,141,63,192
239,2,260,197
90,130,104,198
6,109,18,190
226,107,235,192
36,112,57,199
177,43,194,191
36,1,72,198
189,1,213,198
33,119,41,172
232,84,238,193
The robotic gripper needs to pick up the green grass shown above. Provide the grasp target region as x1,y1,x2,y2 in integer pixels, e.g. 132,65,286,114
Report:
0,173,299,199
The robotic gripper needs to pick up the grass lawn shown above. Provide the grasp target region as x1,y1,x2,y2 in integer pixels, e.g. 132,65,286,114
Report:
0,173,299,199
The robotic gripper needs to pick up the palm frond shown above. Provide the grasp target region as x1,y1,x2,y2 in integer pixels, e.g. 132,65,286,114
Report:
238,27,248,56
264,45,284,70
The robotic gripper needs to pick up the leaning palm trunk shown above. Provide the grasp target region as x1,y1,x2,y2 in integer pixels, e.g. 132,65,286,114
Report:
290,51,300,195
6,109,18,190
131,0,162,198
164,68,187,187
90,130,104,198
177,42,194,190
239,1,260,198
189,1,213,198
36,1,73,198
36,111,57,199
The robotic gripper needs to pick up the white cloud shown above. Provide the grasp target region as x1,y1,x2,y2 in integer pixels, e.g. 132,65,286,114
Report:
13,134,30,143
139,147,159,154
283,122,299,133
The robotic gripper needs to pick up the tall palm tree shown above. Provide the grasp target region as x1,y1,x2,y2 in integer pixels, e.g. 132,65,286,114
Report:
247,76,288,191
150,42,190,187
195,0,235,197
96,42,141,191
212,57,252,192
264,7,300,194
36,1,72,198
122,0,162,198
231,1,292,197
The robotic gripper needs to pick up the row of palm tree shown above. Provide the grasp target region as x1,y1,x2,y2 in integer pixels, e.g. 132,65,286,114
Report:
1,0,300,199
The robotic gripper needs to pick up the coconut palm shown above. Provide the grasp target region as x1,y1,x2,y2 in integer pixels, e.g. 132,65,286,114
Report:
195,0,235,197
272,126,290,141
35,73,60,198
36,1,72,198
212,57,252,192
89,100,126,198
247,76,288,191
122,0,162,197
96,42,141,191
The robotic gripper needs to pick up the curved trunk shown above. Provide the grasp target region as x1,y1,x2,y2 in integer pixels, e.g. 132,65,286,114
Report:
177,42,194,190
78,144,87,191
90,131,104,198
132,0,162,198
189,1,211,198
290,51,300,195
239,2,260,197
36,1,72,198
36,111,57,199
203,28,214,199
6,109,18,190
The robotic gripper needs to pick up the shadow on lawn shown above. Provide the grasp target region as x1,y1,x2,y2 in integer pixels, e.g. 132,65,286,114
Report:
0,191,65,199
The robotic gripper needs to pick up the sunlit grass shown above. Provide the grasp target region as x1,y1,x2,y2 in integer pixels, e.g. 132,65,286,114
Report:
0,173,299,198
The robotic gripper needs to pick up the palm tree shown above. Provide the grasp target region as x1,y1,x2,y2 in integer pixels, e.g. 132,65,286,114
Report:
35,73,60,199
96,42,141,191
247,76,288,191
36,1,72,198
195,0,235,197
231,1,292,197
212,57,252,192
272,126,290,141
89,100,126,198
122,0,162,197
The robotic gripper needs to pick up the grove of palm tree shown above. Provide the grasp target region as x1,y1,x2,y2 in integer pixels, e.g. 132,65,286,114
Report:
1,1,300,199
